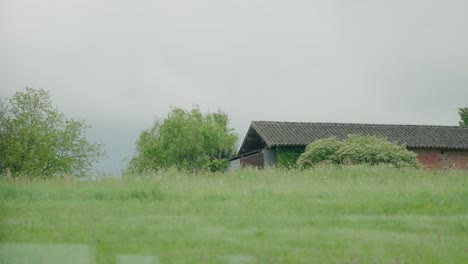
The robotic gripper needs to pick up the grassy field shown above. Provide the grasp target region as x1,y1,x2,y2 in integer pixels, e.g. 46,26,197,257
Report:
0,168,467,263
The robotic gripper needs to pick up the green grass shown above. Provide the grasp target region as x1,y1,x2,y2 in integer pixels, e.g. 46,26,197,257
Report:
1,167,467,263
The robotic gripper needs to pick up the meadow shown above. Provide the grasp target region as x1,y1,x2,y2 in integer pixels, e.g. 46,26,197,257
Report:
0,167,467,263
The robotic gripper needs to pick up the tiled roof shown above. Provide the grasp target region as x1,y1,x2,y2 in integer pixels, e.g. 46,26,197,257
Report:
244,121,468,152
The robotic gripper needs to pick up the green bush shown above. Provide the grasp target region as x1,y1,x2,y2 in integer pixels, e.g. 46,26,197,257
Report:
297,135,419,169
205,159,230,172
277,147,305,168
296,138,342,169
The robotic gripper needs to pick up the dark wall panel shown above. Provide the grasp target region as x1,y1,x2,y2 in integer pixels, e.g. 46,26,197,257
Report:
240,153,264,167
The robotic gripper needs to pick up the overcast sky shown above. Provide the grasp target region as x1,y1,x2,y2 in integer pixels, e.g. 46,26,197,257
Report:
1,0,467,174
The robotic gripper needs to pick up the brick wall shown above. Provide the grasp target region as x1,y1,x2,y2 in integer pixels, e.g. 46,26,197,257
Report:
447,150,468,170
410,148,468,170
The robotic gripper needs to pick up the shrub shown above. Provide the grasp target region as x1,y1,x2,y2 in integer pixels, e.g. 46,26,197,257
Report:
297,135,419,169
296,138,342,169
277,147,305,168
205,159,230,172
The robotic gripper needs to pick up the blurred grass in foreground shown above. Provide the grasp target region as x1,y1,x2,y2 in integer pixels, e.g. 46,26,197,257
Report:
0,167,467,263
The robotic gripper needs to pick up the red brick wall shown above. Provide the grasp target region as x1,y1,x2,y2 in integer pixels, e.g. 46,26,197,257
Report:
447,150,468,170
410,148,468,170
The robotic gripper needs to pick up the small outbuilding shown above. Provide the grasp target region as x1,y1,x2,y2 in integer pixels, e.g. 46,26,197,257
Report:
228,121,468,170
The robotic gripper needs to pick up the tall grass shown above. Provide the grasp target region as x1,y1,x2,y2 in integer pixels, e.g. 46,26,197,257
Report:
1,167,467,263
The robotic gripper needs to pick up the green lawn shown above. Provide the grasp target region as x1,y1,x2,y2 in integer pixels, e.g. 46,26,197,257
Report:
1,168,467,263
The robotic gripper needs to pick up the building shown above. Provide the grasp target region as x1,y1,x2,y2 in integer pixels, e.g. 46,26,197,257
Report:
228,121,468,170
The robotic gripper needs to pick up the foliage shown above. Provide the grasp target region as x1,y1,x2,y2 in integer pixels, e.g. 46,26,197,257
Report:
205,158,230,172
459,107,468,127
128,107,238,173
0,88,105,177
338,135,419,167
296,138,342,168
297,135,419,169
276,147,305,168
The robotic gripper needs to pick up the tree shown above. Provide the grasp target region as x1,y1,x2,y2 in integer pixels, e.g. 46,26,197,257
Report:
128,107,238,173
459,107,468,127
0,88,105,177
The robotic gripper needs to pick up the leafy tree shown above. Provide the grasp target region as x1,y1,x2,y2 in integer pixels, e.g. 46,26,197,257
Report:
0,88,105,177
128,107,238,173
459,107,468,127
